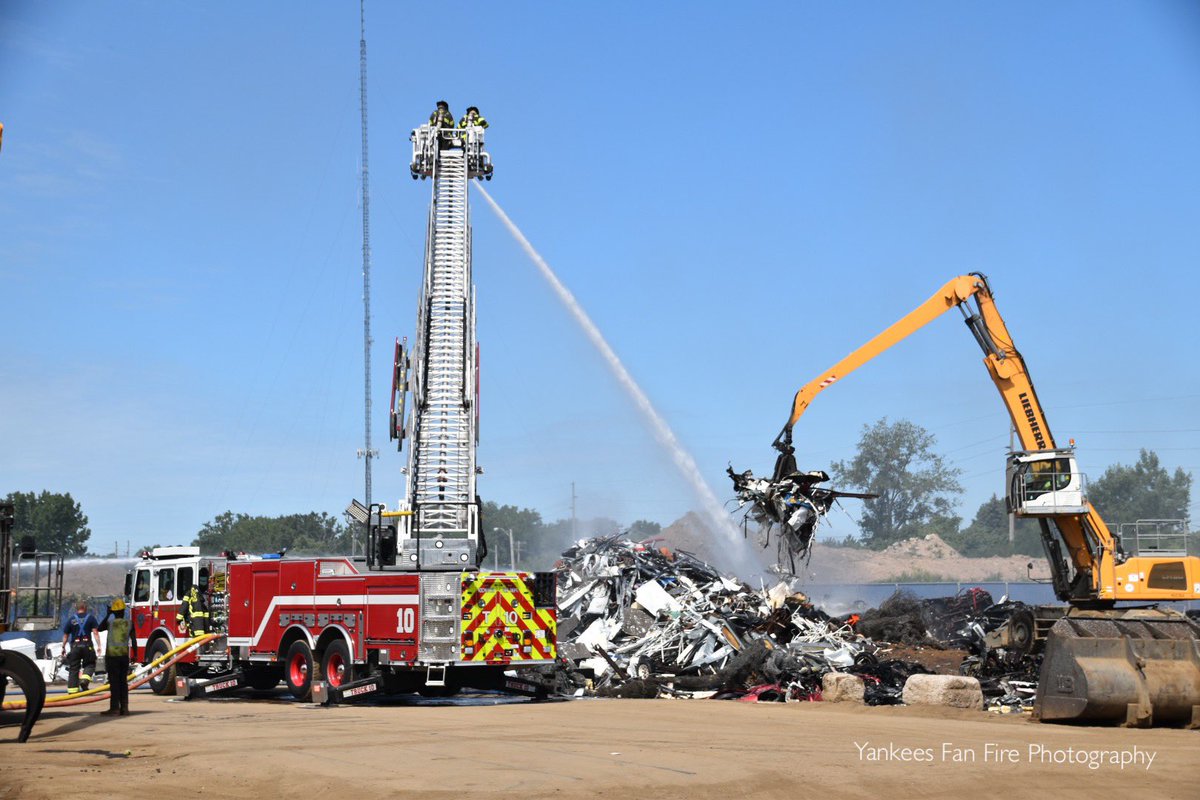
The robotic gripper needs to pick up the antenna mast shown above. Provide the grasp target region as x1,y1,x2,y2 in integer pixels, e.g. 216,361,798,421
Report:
356,0,377,509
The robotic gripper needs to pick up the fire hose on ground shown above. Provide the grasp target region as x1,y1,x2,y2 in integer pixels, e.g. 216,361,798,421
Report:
1,633,219,710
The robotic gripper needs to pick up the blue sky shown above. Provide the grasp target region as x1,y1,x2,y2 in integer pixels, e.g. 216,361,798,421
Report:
2,1,1198,553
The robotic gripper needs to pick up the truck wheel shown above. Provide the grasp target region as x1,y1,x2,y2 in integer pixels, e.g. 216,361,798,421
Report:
146,638,178,696
320,640,354,689
284,640,314,700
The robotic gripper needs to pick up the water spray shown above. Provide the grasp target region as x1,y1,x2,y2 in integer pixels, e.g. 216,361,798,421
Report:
474,184,753,574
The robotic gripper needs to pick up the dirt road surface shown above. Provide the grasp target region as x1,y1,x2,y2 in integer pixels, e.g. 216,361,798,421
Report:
2,691,1197,799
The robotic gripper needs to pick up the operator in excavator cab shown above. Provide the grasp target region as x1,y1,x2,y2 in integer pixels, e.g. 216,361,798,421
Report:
458,106,488,130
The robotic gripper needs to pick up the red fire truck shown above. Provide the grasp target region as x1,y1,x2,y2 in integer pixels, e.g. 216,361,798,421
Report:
124,119,555,703
127,546,557,701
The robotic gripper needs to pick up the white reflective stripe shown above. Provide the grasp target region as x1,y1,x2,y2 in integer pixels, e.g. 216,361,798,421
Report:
240,593,419,648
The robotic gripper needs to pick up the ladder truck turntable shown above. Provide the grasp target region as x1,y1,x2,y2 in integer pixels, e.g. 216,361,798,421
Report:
126,122,557,703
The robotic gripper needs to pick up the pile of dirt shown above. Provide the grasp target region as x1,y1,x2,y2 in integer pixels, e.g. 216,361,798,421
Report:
882,533,961,560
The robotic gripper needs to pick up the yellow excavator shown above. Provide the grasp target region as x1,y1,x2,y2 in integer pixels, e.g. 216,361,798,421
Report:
771,273,1200,726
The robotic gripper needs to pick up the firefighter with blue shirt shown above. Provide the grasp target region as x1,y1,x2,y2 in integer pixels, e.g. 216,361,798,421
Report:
60,600,100,694
98,598,134,715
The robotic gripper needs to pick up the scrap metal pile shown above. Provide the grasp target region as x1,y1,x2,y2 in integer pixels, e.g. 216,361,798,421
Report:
552,534,1044,709
554,534,931,703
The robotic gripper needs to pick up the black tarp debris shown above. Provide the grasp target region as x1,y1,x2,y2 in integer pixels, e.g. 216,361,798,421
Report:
726,459,876,573
855,591,935,645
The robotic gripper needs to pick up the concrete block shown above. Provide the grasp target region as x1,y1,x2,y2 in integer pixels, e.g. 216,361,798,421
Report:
902,673,983,710
822,672,865,703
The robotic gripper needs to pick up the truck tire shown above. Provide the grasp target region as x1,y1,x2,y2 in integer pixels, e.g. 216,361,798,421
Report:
146,638,177,696
320,640,354,689
284,640,314,700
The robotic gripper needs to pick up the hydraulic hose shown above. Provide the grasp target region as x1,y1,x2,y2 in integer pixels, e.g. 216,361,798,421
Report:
1,633,219,710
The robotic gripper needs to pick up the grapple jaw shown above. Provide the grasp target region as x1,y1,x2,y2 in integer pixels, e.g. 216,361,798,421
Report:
1034,609,1200,728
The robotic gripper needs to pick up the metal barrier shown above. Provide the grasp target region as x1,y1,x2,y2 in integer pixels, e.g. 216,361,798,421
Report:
1117,519,1193,557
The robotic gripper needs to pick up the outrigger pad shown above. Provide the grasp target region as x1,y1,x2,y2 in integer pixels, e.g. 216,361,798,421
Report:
0,647,46,743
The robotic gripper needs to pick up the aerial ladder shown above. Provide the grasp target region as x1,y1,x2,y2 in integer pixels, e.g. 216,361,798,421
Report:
347,119,540,676
768,273,1200,726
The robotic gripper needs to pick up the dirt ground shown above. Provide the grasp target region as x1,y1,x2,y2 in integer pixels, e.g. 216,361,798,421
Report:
2,690,1197,799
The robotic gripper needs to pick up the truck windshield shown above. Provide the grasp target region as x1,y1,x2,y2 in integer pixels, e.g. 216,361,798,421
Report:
1024,458,1073,498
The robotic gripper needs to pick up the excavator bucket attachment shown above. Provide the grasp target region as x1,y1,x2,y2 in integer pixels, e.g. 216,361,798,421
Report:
1034,610,1200,727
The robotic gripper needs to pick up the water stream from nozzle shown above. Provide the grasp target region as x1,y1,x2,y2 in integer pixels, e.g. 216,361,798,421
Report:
474,184,752,573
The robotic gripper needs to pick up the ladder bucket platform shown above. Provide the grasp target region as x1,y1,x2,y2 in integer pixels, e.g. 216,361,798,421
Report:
1034,609,1200,727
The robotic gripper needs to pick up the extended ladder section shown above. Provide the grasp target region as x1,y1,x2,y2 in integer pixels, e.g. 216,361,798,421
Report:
397,141,481,571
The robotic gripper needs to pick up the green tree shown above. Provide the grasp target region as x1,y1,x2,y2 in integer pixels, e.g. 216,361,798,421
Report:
946,494,1043,557
830,418,963,550
630,519,662,538
194,511,351,555
482,502,546,568
1088,450,1192,529
4,490,91,556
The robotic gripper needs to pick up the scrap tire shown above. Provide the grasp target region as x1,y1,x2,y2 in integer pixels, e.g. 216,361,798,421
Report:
1007,608,1036,656
320,640,354,689
284,640,314,701
146,638,177,696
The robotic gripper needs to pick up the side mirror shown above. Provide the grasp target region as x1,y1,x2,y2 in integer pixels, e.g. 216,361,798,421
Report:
124,572,133,600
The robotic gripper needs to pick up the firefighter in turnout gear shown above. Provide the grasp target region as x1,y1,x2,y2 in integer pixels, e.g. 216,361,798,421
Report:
98,598,133,715
177,584,209,638
457,106,488,129
429,100,454,130
60,600,100,694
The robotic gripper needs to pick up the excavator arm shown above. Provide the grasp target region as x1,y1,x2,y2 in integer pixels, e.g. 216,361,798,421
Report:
776,273,1057,452
773,272,1124,600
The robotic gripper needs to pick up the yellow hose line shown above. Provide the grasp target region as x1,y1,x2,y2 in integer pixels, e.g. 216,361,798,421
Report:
1,634,219,710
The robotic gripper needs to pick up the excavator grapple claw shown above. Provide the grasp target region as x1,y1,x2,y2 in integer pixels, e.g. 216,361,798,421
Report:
1034,609,1200,727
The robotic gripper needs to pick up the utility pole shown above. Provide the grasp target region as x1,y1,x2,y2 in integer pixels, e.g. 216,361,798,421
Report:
571,482,577,540
355,0,378,513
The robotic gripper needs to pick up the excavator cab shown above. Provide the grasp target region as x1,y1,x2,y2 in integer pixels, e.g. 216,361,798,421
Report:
1006,450,1088,516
